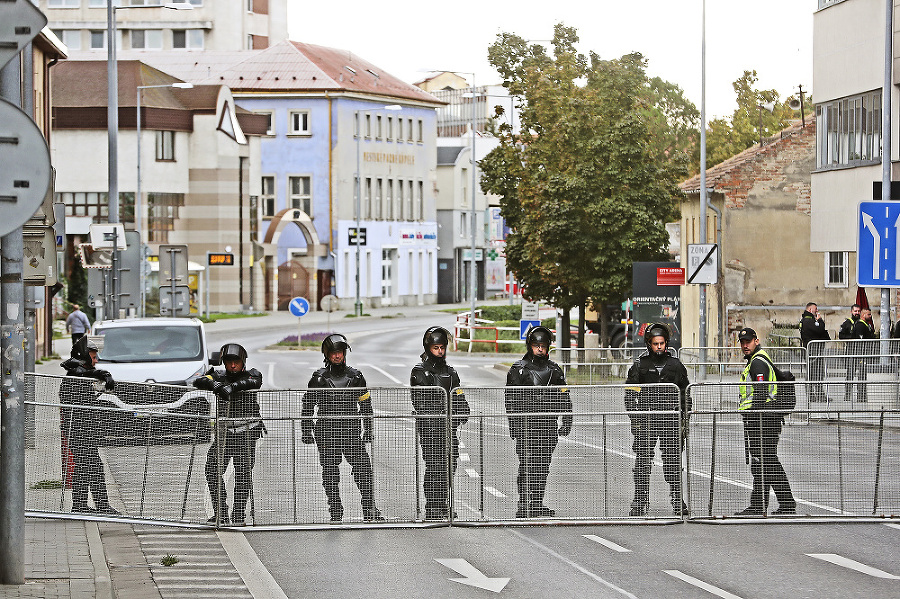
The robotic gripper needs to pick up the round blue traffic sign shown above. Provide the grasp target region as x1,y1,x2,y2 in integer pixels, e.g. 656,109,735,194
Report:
289,296,310,318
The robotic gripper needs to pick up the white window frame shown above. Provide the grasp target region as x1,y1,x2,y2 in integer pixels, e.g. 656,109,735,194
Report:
288,111,310,136
261,175,276,218
89,30,106,50
49,0,80,8
173,29,203,50
130,29,162,50
288,175,312,216
256,111,274,136
155,131,175,161
60,29,82,50
825,251,849,288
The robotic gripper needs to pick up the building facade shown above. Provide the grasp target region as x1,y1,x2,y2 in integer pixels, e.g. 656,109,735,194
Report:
40,0,288,53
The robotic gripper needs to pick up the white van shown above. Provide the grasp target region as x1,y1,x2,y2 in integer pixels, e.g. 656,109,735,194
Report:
92,317,213,385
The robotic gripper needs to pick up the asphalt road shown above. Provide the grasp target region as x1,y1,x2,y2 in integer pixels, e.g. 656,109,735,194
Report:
198,308,900,598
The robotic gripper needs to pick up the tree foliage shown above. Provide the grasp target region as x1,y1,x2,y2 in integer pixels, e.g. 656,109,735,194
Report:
481,24,685,340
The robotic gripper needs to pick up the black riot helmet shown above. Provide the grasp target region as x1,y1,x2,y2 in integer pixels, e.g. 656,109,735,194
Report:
71,335,100,361
220,343,248,367
643,323,670,347
526,326,554,349
322,333,351,357
423,326,451,351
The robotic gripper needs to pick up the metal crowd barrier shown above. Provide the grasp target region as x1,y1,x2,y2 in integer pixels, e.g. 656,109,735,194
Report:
678,346,808,383
25,374,900,528
806,339,900,403
552,347,637,384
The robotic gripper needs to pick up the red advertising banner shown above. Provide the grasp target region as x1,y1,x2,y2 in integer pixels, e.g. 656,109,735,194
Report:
657,267,685,286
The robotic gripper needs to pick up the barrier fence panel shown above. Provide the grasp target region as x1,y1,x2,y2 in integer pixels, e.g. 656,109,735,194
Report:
678,346,808,384
552,348,638,385
686,381,900,519
806,339,900,405
452,384,684,522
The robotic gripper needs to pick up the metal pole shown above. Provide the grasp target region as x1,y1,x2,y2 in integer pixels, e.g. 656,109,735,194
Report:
1,55,26,583
355,110,362,316
880,0,893,340
137,87,143,317
170,247,176,315
206,252,211,320
107,3,118,224
699,0,708,362
470,77,478,332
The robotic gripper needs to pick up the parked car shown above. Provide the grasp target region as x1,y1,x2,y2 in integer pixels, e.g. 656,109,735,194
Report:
89,318,217,445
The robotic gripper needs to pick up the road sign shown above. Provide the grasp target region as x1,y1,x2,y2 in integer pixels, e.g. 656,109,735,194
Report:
0,0,47,71
348,227,367,245
89,223,127,249
207,253,235,266
159,285,191,316
687,243,718,284
0,99,51,238
520,319,541,340
857,201,900,287
521,301,539,320
158,245,189,285
289,296,310,318
657,267,685,286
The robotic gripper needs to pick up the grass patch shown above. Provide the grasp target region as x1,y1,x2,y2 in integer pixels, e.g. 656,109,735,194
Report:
199,312,267,324
160,554,179,567
272,331,335,349
344,313,372,318
30,480,64,490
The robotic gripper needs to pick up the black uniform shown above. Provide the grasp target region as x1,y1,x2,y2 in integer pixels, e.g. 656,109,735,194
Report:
60,355,117,514
850,318,876,402
624,350,690,515
410,353,470,519
302,362,381,521
800,310,830,402
738,347,795,516
194,366,264,523
839,314,861,400
505,353,572,517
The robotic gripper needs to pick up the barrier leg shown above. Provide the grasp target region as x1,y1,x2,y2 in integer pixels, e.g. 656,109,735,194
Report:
291,419,298,524
707,413,717,517
139,413,154,517
181,417,201,521
414,419,421,520
837,411,844,515
873,410,885,515
601,414,608,517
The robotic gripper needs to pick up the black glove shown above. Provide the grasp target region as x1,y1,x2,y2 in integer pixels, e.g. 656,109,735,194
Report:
104,376,115,391
301,432,315,444
193,376,214,390
558,416,572,437
95,370,115,391
213,382,233,396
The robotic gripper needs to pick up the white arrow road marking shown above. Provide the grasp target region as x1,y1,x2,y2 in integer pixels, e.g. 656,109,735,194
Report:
863,212,880,280
583,535,631,553
485,486,506,498
807,554,900,579
664,570,744,599
894,213,900,277
435,558,510,593
266,363,276,388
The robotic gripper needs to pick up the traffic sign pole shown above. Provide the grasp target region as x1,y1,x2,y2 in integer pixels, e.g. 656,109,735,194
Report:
289,297,310,349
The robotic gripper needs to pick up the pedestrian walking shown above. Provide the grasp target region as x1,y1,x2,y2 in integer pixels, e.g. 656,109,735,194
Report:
66,304,91,345
838,304,862,401
410,326,470,520
505,326,572,518
800,302,830,402
302,334,384,522
625,323,691,516
735,328,796,517
60,336,119,515
193,343,264,525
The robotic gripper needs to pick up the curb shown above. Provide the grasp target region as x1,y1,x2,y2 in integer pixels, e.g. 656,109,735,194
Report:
85,521,113,599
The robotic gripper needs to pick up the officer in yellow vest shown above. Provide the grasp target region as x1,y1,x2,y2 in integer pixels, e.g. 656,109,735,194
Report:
735,327,796,516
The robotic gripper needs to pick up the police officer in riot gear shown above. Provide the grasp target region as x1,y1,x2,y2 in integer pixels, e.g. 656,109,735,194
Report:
625,323,690,517
193,343,264,525
60,336,119,515
410,326,470,520
302,334,384,522
505,326,572,518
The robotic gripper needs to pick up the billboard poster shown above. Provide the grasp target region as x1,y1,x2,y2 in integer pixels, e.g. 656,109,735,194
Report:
632,261,681,350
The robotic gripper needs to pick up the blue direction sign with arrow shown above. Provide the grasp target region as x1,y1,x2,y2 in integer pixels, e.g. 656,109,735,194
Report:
289,296,310,318
858,201,900,287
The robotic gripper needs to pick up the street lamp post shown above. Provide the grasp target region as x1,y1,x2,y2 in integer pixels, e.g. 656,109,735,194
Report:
137,82,192,317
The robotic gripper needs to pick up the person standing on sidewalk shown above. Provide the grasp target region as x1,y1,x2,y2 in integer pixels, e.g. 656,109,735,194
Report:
838,304,862,401
625,323,691,517
410,326,470,520
800,302,830,403
65,304,91,345
735,327,796,517
193,343,264,525
60,336,119,515
505,326,572,518
851,308,876,403
302,334,384,522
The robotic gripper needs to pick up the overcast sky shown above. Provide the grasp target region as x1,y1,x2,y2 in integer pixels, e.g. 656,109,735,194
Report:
287,1,814,120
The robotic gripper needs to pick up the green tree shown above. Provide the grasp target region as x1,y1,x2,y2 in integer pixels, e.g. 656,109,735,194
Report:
482,24,684,344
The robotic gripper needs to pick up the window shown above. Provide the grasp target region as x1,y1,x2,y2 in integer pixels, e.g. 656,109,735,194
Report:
256,111,274,135
59,30,81,51
816,90,882,169
397,180,404,220
417,181,424,220
385,179,393,220
396,118,403,142
289,176,311,215
375,178,383,219
173,29,203,50
90,30,106,50
375,115,382,140
364,177,373,219
825,252,848,287
407,118,414,143
155,131,175,161
148,192,184,243
365,113,372,138
288,111,310,135
131,29,162,50
406,180,413,220
57,191,108,219
386,116,394,141
261,176,275,218
417,119,424,143
49,0,80,8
